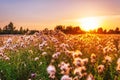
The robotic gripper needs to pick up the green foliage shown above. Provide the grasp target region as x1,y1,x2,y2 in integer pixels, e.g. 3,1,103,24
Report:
0,47,50,80
0,34,120,80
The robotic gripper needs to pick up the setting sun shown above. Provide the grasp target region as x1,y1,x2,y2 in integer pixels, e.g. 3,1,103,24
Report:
79,17,101,31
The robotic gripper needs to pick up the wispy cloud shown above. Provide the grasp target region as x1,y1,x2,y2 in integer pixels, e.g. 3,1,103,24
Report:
64,15,120,22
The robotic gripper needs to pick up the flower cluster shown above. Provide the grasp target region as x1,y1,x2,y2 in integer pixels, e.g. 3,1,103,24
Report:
0,30,120,80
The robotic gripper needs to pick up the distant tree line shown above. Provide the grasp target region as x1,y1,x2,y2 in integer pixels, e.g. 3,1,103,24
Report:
1,22,120,35
0,22,38,35
54,25,120,34
54,25,85,34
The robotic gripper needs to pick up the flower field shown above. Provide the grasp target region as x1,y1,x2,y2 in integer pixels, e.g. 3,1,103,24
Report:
0,30,120,80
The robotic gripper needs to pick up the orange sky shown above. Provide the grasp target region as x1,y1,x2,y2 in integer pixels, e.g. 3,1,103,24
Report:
0,0,120,30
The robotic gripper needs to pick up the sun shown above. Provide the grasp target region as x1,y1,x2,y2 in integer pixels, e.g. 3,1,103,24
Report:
79,17,100,31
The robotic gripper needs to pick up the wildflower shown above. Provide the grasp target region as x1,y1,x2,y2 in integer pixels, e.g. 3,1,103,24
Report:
73,58,88,67
31,73,36,78
39,41,47,50
97,65,105,74
73,58,82,67
6,38,12,44
42,52,47,55
39,41,47,47
82,72,87,77
34,57,39,61
103,47,108,55
0,53,3,56
116,64,120,72
74,68,83,78
61,75,72,80
52,52,61,59
87,74,95,80
90,53,96,59
117,58,120,65
65,50,72,56
90,59,96,64
4,56,10,60
58,61,71,74
47,65,56,79
20,42,26,48
73,76,79,80
72,50,82,58
39,62,42,65
51,59,55,63
74,66,86,78
116,58,120,72
29,50,33,53
59,43,68,51
104,55,112,63
82,58,89,65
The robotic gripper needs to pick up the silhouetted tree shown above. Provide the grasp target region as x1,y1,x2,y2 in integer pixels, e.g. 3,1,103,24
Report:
1,22,120,35
28,30,39,35
65,26,73,34
72,26,80,34
97,27,103,34
3,25,8,34
23,28,29,34
0,22,38,35
19,27,24,34
7,22,15,34
54,25,65,31
108,29,114,34
0,28,2,34
115,27,119,34
103,29,107,34
2,22,16,34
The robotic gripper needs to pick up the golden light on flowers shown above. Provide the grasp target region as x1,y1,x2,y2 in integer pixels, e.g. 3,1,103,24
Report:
1,29,120,79
79,17,101,31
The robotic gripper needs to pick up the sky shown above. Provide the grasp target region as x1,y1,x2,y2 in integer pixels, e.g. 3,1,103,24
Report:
0,0,120,30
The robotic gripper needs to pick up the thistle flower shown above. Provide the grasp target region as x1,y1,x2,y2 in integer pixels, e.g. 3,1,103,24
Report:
104,55,112,63
82,58,89,65
6,38,12,44
73,76,79,80
47,65,56,79
61,75,72,80
4,55,10,60
52,52,61,59
74,66,86,78
31,73,36,78
34,57,39,61
72,50,82,58
58,61,71,74
28,50,33,54
73,58,82,67
116,64,120,72
90,53,96,60
74,68,83,78
87,74,95,80
117,58,120,65
91,59,96,64
39,41,47,50
97,65,105,74
39,62,42,65
73,58,88,67
0,53,3,56
42,52,47,55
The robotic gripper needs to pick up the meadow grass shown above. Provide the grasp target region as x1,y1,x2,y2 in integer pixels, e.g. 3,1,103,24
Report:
0,32,120,80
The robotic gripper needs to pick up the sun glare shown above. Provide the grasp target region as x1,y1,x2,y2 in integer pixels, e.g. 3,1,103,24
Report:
79,17,101,31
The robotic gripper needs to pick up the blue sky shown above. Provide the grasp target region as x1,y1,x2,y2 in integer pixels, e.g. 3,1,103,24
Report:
0,0,120,30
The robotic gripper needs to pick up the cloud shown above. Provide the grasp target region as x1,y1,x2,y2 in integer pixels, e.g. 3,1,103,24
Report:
64,15,120,22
